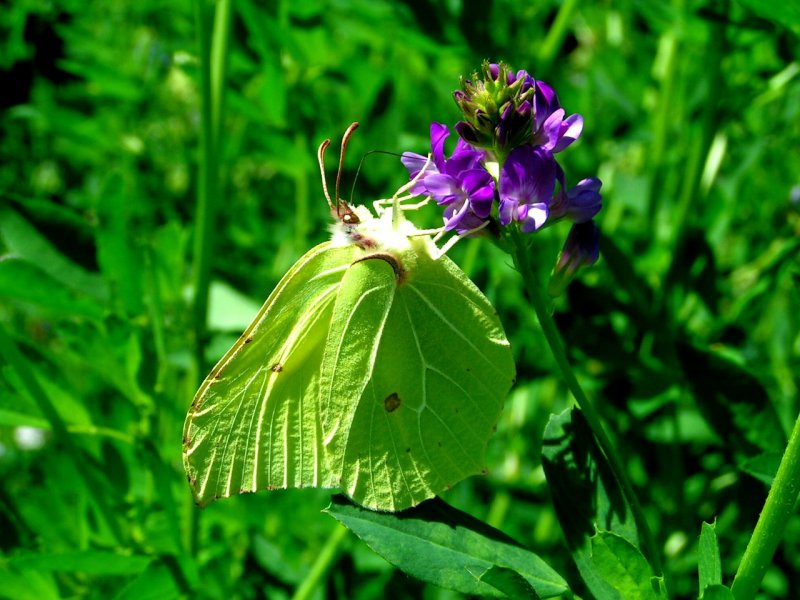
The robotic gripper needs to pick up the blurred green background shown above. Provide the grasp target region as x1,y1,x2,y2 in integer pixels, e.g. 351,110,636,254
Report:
1,0,798,598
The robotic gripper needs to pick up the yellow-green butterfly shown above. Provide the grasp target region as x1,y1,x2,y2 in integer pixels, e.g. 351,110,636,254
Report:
183,123,515,511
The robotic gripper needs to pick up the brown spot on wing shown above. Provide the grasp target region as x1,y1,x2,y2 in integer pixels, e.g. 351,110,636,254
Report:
384,392,401,413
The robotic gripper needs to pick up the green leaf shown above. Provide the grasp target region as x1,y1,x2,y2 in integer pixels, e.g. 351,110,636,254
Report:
734,0,800,35
0,207,107,301
114,556,189,600
591,531,664,600
0,409,49,428
326,495,569,599
0,257,105,319
698,521,722,593
476,565,541,599
207,280,262,331
95,176,144,316
740,452,781,486
541,408,640,600
9,551,151,575
0,566,59,600
677,342,785,457
700,583,734,600
597,235,654,322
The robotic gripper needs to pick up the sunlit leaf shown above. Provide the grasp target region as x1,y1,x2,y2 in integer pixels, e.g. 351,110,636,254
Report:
590,531,665,600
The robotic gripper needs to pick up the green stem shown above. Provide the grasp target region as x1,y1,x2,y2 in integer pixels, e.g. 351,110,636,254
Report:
0,324,125,544
508,227,663,577
645,0,684,241
188,0,232,557
191,0,214,361
731,410,800,599
537,0,579,72
291,524,349,600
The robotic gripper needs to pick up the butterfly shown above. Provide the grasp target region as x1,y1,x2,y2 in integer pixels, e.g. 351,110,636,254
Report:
183,123,515,511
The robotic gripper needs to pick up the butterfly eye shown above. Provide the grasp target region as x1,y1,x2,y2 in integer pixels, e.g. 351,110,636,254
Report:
342,210,360,225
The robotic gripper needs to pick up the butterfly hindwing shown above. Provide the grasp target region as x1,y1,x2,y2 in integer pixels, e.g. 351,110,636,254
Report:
183,242,361,506
320,245,516,511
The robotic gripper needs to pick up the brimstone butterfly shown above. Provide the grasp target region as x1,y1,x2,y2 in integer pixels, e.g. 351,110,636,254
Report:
183,123,515,511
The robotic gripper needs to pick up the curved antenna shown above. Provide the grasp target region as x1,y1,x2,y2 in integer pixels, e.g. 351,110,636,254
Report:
317,138,334,211
336,122,359,206
350,149,402,202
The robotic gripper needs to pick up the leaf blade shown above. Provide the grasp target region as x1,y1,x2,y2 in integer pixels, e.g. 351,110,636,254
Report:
698,521,722,593
326,495,569,599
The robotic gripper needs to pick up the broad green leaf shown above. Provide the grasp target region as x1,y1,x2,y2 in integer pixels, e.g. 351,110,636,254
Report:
0,257,105,319
740,452,781,486
541,408,640,600
0,207,107,301
698,521,722,593
185,203,514,511
207,280,262,331
677,342,784,458
114,557,188,600
0,566,59,600
700,584,734,600
326,495,569,599
591,531,664,600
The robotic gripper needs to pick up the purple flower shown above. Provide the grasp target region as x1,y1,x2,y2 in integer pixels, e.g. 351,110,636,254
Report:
549,220,601,295
550,177,603,224
531,81,584,153
499,145,557,232
533,81,560,131
401,122,495,234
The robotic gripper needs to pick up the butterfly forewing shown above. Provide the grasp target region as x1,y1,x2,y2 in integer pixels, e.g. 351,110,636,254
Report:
183,242,361,506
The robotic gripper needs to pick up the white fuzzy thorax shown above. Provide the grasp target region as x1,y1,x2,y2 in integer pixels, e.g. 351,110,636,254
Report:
329,204,435,257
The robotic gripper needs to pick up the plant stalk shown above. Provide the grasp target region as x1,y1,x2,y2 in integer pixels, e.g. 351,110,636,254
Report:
187,0,232,557
508,227,663,578
731,410,800,599
291,524,349,600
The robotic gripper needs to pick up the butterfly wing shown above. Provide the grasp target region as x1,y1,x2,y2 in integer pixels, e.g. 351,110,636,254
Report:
183,242,361,506
320,246,515,511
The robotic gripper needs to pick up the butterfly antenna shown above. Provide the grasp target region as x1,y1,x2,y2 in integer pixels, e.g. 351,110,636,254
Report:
336,122,359,209
350,149,400,202
317,138,335,211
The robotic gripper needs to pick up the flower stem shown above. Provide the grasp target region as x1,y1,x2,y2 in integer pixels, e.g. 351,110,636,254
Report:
731,410,800,599
537,0,579,71
508,227,663,577
187,0,232,557
291,524,349,600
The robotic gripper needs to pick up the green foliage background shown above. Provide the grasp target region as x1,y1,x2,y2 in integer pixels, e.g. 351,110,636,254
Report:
1,0,798,598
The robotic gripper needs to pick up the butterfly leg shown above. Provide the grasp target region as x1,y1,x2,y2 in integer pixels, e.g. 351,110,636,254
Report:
431,221,491,258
